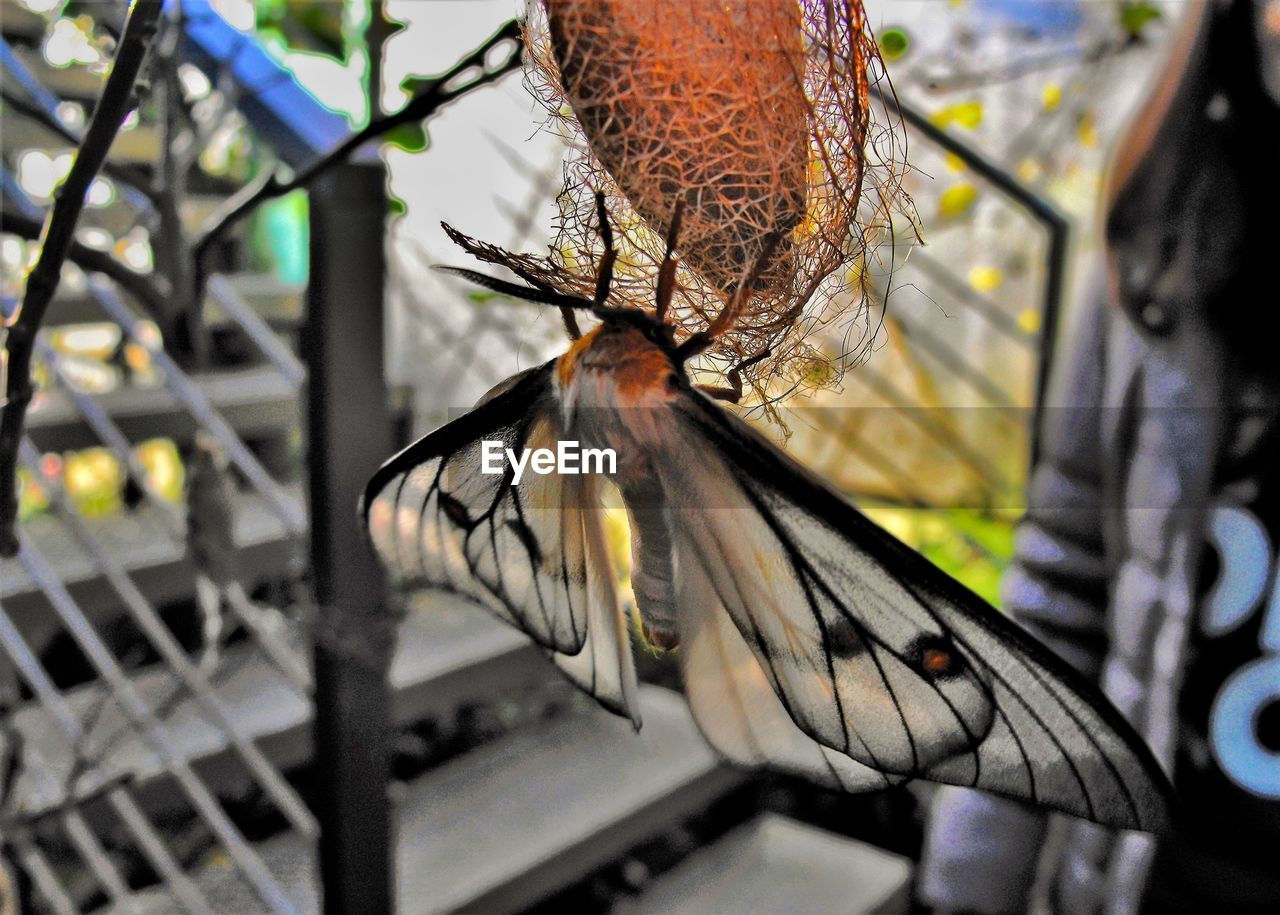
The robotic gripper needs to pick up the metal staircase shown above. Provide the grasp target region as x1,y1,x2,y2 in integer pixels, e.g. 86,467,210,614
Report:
1,2,1066,912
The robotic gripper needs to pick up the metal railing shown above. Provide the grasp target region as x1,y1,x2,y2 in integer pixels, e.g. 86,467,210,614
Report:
0,3,366,910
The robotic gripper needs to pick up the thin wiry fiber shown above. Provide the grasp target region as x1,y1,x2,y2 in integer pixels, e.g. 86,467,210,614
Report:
446,0,915,409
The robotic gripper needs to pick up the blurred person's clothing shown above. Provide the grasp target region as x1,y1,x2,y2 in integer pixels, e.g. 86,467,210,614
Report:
915,1,1280,913
1162,422,1280,910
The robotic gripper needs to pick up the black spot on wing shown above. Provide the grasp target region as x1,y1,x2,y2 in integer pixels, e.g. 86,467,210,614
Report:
825,616,869,659
908,634,966,681
674,385,1171,829
439,491,475,529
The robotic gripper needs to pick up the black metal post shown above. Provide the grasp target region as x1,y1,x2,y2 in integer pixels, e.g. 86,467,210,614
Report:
304,161,395,914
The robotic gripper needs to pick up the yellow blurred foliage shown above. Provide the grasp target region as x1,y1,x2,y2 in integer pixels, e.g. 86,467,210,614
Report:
136,438,185,503
1042,82,1063,111
968,265,1004,292
64,448,122,517
939,182,978,218
931,100,984,130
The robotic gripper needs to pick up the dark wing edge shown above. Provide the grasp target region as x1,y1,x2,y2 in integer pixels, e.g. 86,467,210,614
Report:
360,362,555,526
361,360,641,725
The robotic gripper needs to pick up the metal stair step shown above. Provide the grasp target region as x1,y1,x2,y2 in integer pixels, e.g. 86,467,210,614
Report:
204,274,305,329
619,813,913,915
0,116,163,164
8,595,543,820
44,272,304,330
0,0,43,39
26,364,299,454
128,685,741,914
1,44,108,105
1,485,302,648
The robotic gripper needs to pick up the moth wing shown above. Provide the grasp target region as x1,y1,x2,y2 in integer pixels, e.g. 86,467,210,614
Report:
364,363,639,723
363,362,585,655
678,556,900,792
549,472,642,727
657,391,1172,831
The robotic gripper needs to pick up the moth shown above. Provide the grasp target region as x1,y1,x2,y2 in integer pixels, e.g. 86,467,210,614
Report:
364,198,1173,832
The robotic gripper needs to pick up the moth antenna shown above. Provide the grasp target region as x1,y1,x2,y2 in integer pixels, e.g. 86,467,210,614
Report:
674,233,783,364
654,198,687,326
434,266,595,312
593,192,617,309
673,330,711,364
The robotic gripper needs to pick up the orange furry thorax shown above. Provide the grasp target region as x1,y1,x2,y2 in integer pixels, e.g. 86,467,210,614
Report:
556,324,678,405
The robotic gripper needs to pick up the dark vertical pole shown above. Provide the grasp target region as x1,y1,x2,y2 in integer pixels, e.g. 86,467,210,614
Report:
1029,216,1070,467
304,161,395,914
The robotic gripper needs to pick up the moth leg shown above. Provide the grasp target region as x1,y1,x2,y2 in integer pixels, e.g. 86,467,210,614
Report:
655,198,687,326
560,306,582,340
592,192,617,309
677,233,783,364
697,348,772,404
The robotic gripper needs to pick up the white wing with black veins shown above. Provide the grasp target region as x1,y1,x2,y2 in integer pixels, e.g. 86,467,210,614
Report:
363,363,640,726
651,388,1172,831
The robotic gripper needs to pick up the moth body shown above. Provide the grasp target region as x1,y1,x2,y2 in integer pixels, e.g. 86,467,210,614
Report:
557,322,685,648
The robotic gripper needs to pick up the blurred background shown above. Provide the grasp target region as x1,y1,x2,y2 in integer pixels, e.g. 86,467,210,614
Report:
0,1,1183,912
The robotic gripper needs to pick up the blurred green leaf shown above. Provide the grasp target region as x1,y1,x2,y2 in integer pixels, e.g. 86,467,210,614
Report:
863,507,1014,608
384,121,428,153
1119,1,1161,38
255,0,345,57
945,509,1017,559
880,27,910,61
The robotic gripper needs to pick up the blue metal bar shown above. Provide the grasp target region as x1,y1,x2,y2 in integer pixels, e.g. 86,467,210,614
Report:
0,39,62,112
0,39,157,218
177,0,351,168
